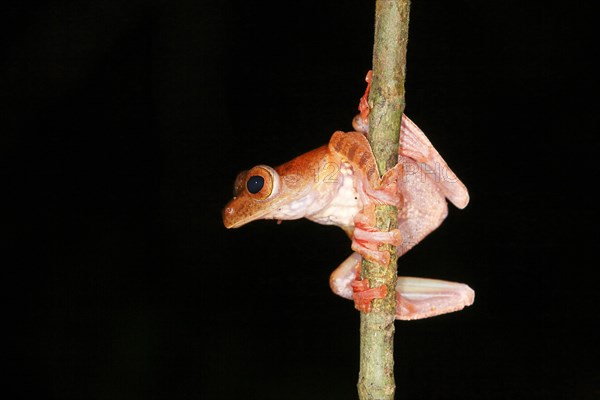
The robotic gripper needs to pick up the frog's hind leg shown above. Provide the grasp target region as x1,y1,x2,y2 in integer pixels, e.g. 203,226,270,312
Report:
329,252,362,300
395,277,474,320
399,115,469,210
330,253,474,319
329,252,387,313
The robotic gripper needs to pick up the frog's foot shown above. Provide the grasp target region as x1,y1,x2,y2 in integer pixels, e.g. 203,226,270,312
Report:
379,164,401,204
351,205,402,265
359,70,372,119
352,70,373,134
395,277,475,320
359,162,401,208
351,269,387,313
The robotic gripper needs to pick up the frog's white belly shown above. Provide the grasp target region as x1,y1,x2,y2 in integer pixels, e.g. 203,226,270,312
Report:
306,166,362,228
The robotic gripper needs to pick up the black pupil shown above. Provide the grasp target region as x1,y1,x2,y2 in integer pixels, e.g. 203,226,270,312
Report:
246,175,265,194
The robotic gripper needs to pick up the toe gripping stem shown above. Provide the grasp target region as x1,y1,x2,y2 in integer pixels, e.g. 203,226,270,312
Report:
351,269,388,313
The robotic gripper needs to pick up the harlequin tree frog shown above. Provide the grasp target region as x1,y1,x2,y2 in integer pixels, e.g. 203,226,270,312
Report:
223,72,474,319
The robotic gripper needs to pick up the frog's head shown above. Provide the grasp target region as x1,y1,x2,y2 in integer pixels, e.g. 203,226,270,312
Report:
223,165,284,229
223,146,330,229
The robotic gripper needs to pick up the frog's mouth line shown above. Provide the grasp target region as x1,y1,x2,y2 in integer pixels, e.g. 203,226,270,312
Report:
222,205,272,229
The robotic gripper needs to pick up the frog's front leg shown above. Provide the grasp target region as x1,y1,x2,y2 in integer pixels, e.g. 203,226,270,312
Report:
328,130,403,266
350,160,404,266
351,204,402,265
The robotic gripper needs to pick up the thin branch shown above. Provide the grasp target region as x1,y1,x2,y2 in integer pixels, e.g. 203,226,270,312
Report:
358,1,410,399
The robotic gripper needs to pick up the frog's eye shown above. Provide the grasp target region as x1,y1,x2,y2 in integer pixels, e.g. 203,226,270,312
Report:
242,165,279,200
246,175,264,194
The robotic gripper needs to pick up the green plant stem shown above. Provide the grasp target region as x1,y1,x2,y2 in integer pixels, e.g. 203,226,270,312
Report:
357,1,410,399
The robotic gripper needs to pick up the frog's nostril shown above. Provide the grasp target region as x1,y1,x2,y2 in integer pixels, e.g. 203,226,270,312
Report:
222,206,236,229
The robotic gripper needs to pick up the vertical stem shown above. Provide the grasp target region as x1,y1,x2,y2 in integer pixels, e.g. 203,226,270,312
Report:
358,1,410,400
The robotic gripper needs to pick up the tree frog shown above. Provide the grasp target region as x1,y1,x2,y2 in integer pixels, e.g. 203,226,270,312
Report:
223,72,474,320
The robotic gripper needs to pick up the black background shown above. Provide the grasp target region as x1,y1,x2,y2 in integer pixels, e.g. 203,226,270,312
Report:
3,1,598,399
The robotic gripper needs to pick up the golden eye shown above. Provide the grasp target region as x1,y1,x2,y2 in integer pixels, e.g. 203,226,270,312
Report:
244,165,279,200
